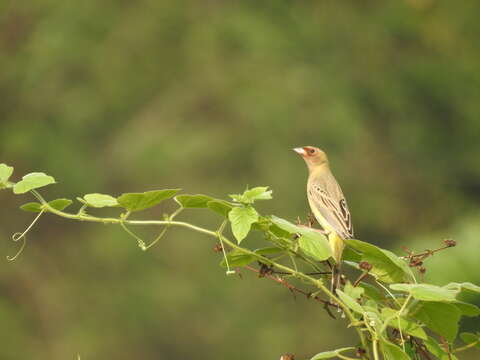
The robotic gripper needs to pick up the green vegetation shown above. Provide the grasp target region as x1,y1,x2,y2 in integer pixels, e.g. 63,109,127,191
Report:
2,163,479,359
2,1,480,358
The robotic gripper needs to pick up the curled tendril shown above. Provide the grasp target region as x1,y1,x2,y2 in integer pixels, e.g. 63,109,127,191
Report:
216,220,235,276
7,232,27,261
143,227,168,250
7,209,45,261
119,221,147,250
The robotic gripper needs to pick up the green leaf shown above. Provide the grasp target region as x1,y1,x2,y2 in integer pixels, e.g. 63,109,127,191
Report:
390,283,458,302
380,307,427,340
342,246,362,262
207,200,234,217
310,347,355,359
270,215,302,234
424,336,458,360
229,186,272,204
444,282,480,294
20,198,73,213
48,198,73,211
454,301,480,317
270,216,331,260
380,340,410,360
13,172,56,194
345,239,410,283
358,282,384,302
118,189,180,212
220,250,256,268
336,289,364,314
460,332,480,349
83,193,118,208
344,281,364,300
228,206,259,243
254,247,284,255
174,194,213,208
20,202,42,212
298,229,331,261
219,247,280,268
381,248,414,279
411,301,461,341
0,163,14,188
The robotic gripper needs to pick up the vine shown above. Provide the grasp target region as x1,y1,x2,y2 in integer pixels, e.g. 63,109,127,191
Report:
1,163,479,360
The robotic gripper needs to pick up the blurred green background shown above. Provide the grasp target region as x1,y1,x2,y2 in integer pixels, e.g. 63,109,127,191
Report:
1,0,480,359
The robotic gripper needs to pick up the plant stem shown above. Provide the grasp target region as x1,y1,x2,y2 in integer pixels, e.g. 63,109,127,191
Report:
372,338,379,360
40,202,371,359
453,340,479,353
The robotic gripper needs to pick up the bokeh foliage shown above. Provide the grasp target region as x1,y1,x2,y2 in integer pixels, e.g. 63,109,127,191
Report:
1,0,480,359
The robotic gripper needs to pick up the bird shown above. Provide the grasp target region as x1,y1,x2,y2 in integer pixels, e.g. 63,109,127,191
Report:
293,146,353,292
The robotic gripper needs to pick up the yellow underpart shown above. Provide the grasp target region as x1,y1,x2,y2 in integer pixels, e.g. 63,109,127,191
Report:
328,232,344,264
309,203,345,263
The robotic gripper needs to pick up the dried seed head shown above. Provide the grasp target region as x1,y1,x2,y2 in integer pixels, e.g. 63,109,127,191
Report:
280,354,295,360
444,239,457,247
359,261,373,271
213,243,223,253
356,347,366,356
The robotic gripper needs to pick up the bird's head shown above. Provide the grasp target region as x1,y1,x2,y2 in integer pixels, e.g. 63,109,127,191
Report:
293,146,329,170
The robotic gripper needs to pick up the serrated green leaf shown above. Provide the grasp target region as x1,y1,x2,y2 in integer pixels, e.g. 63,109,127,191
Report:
229,186,272,204
380,340,410,360
454,302,480,317
460,332,480,349
380,307,427,340
118,189,180,212
411,301,461,341
310,347,355,359
228,206,258,243
390,283,458,302
84,193,118,208
336,289,364,314
13,172,56,194
0,163,14,187
206,200,234,217
345,239,410,283
174,194,213,208
424,336,458,360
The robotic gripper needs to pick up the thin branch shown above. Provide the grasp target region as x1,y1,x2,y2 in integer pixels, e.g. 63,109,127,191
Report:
244,265,336,308
38,198,371,359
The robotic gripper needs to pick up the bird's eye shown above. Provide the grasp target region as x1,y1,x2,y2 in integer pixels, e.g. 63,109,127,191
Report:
308,148,316,155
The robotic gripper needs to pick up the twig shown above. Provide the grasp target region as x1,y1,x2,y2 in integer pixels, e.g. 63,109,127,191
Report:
244,265,337,309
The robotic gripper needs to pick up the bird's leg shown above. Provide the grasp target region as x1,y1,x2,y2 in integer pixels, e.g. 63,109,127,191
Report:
331,265,339,294
307,212,316,227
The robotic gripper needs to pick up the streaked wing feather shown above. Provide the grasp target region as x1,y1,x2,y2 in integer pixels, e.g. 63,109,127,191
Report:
308,180,353,239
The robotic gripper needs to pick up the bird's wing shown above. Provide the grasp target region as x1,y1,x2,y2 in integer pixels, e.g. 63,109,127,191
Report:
308,175,353,240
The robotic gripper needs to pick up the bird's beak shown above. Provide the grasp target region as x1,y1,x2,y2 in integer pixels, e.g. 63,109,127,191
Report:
293,147,306,156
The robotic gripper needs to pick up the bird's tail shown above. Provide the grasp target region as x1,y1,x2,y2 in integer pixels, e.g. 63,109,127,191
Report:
328,232,345,293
